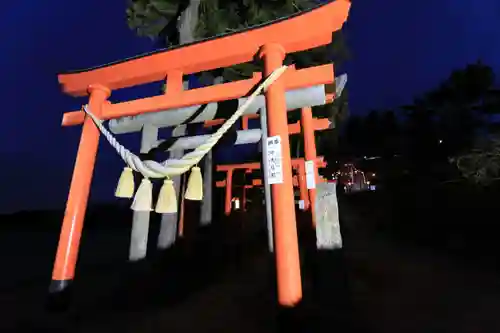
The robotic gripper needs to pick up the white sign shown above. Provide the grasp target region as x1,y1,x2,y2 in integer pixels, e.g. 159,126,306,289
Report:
305,160,316,189
266,136,283,184
298,200,305,210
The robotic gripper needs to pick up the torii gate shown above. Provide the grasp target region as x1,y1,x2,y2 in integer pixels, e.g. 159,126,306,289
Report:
216,175,329,212
51,0,351,307
216,157,328,215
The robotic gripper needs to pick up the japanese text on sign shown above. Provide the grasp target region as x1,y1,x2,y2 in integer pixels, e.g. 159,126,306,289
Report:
266,136,283,184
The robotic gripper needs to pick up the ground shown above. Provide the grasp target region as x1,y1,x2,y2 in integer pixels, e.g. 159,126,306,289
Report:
2,194,500,332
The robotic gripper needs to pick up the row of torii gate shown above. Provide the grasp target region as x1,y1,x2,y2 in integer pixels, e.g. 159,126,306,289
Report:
51,0,351,307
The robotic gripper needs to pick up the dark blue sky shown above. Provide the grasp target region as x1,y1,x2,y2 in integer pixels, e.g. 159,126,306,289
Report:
2,0,499,213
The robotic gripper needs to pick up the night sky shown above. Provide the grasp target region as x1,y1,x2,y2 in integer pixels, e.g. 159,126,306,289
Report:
2,0,499,213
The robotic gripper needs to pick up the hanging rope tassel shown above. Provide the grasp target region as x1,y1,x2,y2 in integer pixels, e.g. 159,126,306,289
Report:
155,179,178,213
131,178,153,211
115,166,135,198
185,166,203,201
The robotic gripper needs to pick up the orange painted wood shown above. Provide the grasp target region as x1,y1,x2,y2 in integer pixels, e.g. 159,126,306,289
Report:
216,176,326,188
61,65,334,127
252,179,262,186
58,0,350,96
216,157,325,172
51,85,110,283
260,42,302,306
215,178,328,188
205,114,258,128
205,118,329,134
301,107,319,226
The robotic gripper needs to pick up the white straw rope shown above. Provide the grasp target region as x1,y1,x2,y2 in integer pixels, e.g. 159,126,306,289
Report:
82,65,288,179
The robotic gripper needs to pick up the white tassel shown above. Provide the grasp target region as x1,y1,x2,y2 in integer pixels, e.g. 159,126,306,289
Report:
155,179,178,213
185,166,203,201
131,178,153,211
115,167,134,198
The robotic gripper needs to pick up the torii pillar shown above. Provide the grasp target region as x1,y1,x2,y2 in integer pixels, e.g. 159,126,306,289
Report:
50,84,110,292
301,106,319,226
260,44,302,306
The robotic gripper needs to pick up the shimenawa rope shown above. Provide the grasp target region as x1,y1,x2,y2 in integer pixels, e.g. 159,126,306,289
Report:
82,65,288,179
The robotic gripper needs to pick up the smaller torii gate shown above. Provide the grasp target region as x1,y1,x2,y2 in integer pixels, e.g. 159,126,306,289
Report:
215,169,329,213
216,157,327,252
216,157,327,216
216,164,327,212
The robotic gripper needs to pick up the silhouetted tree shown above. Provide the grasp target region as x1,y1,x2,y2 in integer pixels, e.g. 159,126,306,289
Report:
362,111,383,157
126,0,349,81
337,109,401,159
394,61,499,182
127,0,350,161
435,62,500,183
338,114,363,158
379,110,400,158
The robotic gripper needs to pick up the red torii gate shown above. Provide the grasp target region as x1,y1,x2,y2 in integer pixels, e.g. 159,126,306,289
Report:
216,173,329,212
216,157,327,215
51,0,351,306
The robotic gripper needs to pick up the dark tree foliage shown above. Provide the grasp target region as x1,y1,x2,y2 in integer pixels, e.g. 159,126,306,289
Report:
337,61,500,184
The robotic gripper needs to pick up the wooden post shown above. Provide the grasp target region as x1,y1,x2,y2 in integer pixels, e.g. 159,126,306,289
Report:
129,124,158,261
259,107,274,252
178,173,187,237
158,73,185,247
242,169,252,211
200,150,213,225
301,107,318,227
50,84,110,292
200,75,223,226
260,43,302,306
297,162,310,210
242,115,250,130
159,149,183,244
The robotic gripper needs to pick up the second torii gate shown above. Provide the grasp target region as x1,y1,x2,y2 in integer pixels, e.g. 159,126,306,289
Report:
216,157,326,216
216,160,328,212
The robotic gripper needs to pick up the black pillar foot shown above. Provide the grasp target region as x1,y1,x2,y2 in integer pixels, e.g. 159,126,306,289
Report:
46,280,73,313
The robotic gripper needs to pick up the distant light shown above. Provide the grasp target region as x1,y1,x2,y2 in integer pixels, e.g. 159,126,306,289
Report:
439,140,443,144
372,173,376,177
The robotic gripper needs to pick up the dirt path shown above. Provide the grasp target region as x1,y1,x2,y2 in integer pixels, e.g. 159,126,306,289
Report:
4,200,500,332
341,197,500,333
85,247,279,333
